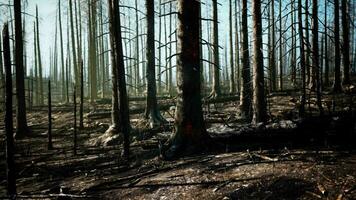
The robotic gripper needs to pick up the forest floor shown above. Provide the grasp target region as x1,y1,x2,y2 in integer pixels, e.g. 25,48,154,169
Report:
0,90,356,199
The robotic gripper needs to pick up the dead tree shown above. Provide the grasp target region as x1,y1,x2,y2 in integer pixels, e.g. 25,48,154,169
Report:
209,0,221,99
239,0,252,121
69,0,78,91
48,80,53,150
145,0,166,127
73,87,77,156
279,0,283,90
3,23,17,198
312,0,324,115
163,0,208,159
35,6,44,105
324,0,329,86
0,31,4,110
332,0,343,92
15,0,30,137
298,0,307,116
58,0,66,102
80,59,84,129
229,0,235,94
269,0,277,92
108,0,130,159
252,0,267,124
342,0,350,85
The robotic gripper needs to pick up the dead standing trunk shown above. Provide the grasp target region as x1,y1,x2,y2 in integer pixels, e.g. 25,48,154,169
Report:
252,0,267,124
298,0,307,117
108,0,130,159
342,0,351,85
332,0,343,92
145,0,166,127
15,0,30,137
48,80,53,150
3,23,17,198
229,0,235,94
163,0,208,159
239,0,252,121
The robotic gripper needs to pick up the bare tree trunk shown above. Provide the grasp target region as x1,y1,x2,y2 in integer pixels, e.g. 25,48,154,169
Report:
252,0,267,124
324,0,329,86
48,80,53,150
0,32,4,110
298,0,306,117
239,0,252,120
305,0,311,86
269,0,277,92
36,6,44,105
108,0,130,159
58,0,66,102
73,87,77,156
80,59,84,129
210,0,221,98
229,0,235,94
312,0,324,115
145,0,166,127
290,0,297,87
3,23,17,198
69,0,78,91
279,0,283,91
332,0,343,92
135,0,140,95
235,0,240,94
342,0,351,85
163,0,208,159
15,0,30,137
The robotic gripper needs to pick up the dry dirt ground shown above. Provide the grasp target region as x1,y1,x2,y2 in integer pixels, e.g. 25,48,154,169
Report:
0,92,355,200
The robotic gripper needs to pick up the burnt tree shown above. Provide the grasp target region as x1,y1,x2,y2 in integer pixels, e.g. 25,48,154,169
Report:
14,0,30,137
3,23,17,198
163,0,208,159
145,0,166,127
332,0,343,92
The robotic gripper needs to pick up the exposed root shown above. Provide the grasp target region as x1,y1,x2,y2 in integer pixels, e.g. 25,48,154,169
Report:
88,125,123,146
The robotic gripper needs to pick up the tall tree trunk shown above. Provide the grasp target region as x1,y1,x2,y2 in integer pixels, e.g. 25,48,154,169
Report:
36,6,44,105
3,23,17,198
48,80,53,150
332,0,343,92
15,0,30,137
252,0,267,124
0,32,4,110
290,0,297,87
80,59,84,129
163,0,208,159
305,0,311,86
324,0,329,86
210,0,221,98
135,0,140,95
145,0,166,127
279,0,283,90
108,0,130,159
58,0,66,102
312,0,324,115
229,0,235,94
269,0,277,92
239,0,252,120
342,0,351,85
234,0,240,94
69,0,78,90
298,0,306,116
89,0,97,102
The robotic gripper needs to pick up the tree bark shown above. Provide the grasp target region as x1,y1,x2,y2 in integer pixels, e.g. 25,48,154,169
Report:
36,6,44,105
298,0,307,117
252,0,267,124
3,23,17,198
239,0,252,121
15,0,30,137
342,0,351,85
108,0,130,159
145,0,166,127
48,80,53,150
332,0,343,92
312,0,324,115
0,32,4,110
324,0,329,86
210,0,221,98
229,0,235,94
163,0,208,159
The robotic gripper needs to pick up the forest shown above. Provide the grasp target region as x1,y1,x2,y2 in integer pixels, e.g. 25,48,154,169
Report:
0,0,356,199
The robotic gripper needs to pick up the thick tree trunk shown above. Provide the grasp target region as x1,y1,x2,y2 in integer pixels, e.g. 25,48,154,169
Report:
290,0,297,87
342,0,351,85
252,0,267,124
0,32,4,110
163,0,208,159
235,0,240,94
332,0,343,92
210,0,221,98
145,0,166,127
3,23,17,198
108,0,130,159
15,0,30,137
239,0,252,120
